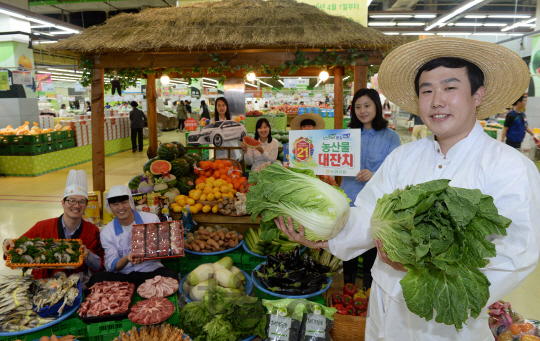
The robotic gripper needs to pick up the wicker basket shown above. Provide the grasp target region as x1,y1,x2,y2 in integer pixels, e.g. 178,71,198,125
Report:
326,288,366,341
217,158,242,170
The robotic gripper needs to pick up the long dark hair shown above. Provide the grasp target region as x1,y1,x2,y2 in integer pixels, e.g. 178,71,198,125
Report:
348,89,388,131
214,97,231,121
254,118,273,143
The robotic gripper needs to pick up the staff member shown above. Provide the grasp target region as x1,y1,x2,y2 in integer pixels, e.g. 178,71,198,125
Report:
90,186,178,288
129,101,146,153
501,95,538,148
290,112,325,131
2,170,104,283
275,38,540,340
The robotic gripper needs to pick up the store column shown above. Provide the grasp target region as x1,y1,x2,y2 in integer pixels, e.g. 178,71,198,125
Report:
334,66,344,129
353,65,368,94
146,74,158,158
91,68,105,194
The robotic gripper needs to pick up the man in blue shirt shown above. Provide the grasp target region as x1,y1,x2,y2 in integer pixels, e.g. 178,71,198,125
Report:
501,95,538,148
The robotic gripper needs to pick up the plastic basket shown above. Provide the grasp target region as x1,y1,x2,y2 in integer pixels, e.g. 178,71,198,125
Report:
64,130,74,139
5,135,19,144
55,140,66,151
160,257,180,273
10,144,45,156
255,288,326,305
65,138,75,149
0,145,11,156
42,132,55,142
54,130,67,140
325,287,366,341
20,134,42,145
241,252,265,273
43,141,56,153
36,281,82,317
88,320,124,341
0,136,8,146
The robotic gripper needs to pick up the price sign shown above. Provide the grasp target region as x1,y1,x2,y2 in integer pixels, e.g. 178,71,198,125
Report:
185,118,198,131
294,139,313,162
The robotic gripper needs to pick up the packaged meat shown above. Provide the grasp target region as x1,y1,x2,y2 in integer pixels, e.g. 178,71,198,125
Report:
137,276,179,299
78,281,135,321
128,297,175,325
131,221,185,260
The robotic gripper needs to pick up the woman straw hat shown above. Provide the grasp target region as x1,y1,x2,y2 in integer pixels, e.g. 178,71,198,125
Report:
290,112,326,130
379,37,529,120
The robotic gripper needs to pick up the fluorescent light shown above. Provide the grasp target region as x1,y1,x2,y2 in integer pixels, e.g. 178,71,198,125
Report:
26,17,50,26
447,23,455,26
244,82,257,88
315,80,322,88
56,25,80,33
488,14,531,19
343,76,350,80
47,68,76,72
368,22,397,26
415,14,436,18
201,82,216,86
258,80,273,87
278,80,284,86
31,24,55,28
48,31,77,35
465,15,487,18
202,77,218,84
508,33,524,36
384,32,400,35
370,14,412,18
483,23,507,27
402,32,435,35
455,23,483,26
502,17,537,31
472,33,507,35
437,32,472,35
397,22,425,26
0,9,26,20
36,40,57,44
425,0,486,31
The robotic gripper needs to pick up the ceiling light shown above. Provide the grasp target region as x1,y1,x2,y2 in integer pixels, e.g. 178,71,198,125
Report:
258,80,273,87
502,17,537,31
369,14,412,18
36,40,57,44
447,23,455,26
31,24,55,28
402,32,435,35
0,9,26,20
246,72,256,82
368,22,397,26
315,80,322,88
397,22,425,26
488,15,531,19
160,75,170,85
244,82,257,88
415,14,437,18
483,23,507,27
278,80,284,86
56,25,80,33
383,32,401,35
343,76,350,81
508,33,524,36
27,17,50,26
202,77,218,84
437,32,472,35
472,33,507,35
454,23,483,26
425,0,486,31
464,15,487,18
319,71,329,81
47,68,77,72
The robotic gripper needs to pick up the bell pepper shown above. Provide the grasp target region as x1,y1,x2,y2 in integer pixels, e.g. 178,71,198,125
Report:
358,310,367,317
347,305,357,316
353,291,366,301
343,283,357,296
342,294,354,306
333,304,349,315
354,297,368,312
332,293,343,305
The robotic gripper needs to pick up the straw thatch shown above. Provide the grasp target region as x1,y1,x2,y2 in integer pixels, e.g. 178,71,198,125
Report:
50,0,403,54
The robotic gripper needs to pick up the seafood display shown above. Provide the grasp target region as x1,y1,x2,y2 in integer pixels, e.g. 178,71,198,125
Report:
137,276,178,299
128,297,175,325
131,221,184,259
33,272,81,316
0,275,56,332
78,281,135,318
6,237,82,267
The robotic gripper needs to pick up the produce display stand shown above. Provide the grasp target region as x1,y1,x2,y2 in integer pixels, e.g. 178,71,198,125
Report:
0,137,148,177
191,212,261,235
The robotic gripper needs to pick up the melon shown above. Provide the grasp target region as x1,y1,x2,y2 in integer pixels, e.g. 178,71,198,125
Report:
157,143,177,161
170,158,190,178
171,141,186,157
150,160,172,175
162,173,177,188
176,176,195,195
154,183,169,195
243,136,261,148
143,157,160,173
181,155,196,172
189,153,202,163
128,175,142,190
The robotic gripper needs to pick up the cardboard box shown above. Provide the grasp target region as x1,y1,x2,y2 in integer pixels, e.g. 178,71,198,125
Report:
83,191,101,226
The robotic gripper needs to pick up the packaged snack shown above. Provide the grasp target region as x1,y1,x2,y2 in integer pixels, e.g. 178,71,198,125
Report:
299,301,337,341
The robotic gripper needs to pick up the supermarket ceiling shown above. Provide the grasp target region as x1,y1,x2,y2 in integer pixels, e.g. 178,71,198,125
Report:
22,0,540,36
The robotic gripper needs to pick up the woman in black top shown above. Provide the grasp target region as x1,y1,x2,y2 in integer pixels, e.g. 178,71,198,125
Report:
200,100,210,120
185,101,192,115
129,101,146,152
85,101,91,113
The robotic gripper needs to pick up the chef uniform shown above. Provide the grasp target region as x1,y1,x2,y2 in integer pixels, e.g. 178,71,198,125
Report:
327,38,540,340
90,186,178,288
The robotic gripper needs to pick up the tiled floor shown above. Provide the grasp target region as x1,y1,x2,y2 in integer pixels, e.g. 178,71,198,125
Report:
0,125,539,319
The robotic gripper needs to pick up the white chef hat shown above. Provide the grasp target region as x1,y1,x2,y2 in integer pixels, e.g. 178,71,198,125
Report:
107,185,135,210
63,169,88,199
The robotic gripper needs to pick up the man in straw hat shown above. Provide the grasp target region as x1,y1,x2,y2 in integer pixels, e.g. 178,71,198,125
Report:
89,185,178,288
2,169,105,282
275,37,540,339
290,112,326,130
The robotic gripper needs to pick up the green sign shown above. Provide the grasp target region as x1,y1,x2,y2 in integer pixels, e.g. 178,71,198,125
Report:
0,71,9,91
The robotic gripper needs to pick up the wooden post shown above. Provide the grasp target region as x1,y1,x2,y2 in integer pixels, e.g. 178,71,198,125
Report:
146,74,158,158
353,65,368,95
334,66,344,130
91,68,105,194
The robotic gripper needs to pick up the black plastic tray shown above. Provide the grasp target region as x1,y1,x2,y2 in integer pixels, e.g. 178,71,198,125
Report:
79,283,135,324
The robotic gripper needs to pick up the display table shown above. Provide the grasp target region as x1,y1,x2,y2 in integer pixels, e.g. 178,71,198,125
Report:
0,137,148,177
54,117,74,124
192,213,261,234
245,115,287,133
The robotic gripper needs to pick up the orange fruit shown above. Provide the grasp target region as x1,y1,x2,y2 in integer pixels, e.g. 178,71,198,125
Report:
220,175,228,180
225,161,232,167
218,163,224,169
510,324,521,336
212,162,219,170
195,178,205,185
522,323,534,333
205,170,213,177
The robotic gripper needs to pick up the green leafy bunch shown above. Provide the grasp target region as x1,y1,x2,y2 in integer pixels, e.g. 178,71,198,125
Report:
370,179,511,330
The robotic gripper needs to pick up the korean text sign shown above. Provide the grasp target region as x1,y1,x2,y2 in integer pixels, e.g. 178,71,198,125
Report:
288,129,360,176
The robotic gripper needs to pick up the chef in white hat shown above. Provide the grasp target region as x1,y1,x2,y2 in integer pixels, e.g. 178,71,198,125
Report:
90,185,178,288
2,169,105,281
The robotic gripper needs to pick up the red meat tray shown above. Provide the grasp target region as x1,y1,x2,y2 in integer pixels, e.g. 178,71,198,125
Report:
131,221,185,260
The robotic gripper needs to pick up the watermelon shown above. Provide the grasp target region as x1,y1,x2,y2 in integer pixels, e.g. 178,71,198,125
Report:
187,173,198,182
189,153,203,163
157,143,177,161
128,175,142,190
182,155,196,172
143,157,159,173
282,135,289,143
150,160,172,175
244,136,261,148
170,158,190,178
176,176,195,195
162,173,177,188
171,141,186,157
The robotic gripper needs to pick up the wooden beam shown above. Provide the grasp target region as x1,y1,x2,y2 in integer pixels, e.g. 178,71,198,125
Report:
91,68,105,194
165,67,342,80
95,51,383,69
146,74,158,158
334,66,344,131
353,65,368,95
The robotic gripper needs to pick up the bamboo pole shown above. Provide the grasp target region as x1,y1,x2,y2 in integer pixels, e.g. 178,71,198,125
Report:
353,65,368,95
91,68,105,194
146,74,158,158
334,66,344,130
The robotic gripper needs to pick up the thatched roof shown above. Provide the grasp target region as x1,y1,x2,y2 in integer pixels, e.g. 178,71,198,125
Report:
50,0,402,54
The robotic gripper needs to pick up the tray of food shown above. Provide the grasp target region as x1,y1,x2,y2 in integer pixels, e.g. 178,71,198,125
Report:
131,221,184,260
34,275,82,317
78,281,135,324
128,297,175,325
218,195,248,216
184,225,243,255
6,237,83,269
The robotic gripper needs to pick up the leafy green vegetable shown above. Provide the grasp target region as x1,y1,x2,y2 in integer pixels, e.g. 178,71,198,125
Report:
226,296,266,338
202,286,230,316
197,315,237,341
370,179,511,330
247,163,351,241
178,302,212,337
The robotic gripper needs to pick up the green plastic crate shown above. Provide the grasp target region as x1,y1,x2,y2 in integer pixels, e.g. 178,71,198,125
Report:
0,314,89,341
43,141,56,153
4,135,19,144
88,319,124,341
55,139,66,150
241,252,264,274
0,145,11,156
10,143,45,156
65,130,74,138
20,134,42,144
160,257,180,273
0,136,7,146
65,138,75,149
42,132,55,142
54,130,67,140
254,288,327,306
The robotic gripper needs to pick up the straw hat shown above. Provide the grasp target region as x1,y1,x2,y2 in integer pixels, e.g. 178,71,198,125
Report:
379,37,530,120
290,112,326,130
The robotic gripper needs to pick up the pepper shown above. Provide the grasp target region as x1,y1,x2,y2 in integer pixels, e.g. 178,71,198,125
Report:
353,291,366,301
343,283,357,296
334,304,349,315
354,297,368,312
332,293,343,305
347,305,357,316
358,310,367,317
342,294,354,306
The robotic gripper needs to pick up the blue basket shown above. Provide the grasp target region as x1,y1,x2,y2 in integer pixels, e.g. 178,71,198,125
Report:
35,281,83,317
251,263,332,299
184,234,244,256
242,241,266,259
320,109,327,118
179,269,253,303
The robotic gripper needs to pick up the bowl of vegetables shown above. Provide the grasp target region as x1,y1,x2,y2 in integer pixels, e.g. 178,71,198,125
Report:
184,225,244,255
251,247,333,299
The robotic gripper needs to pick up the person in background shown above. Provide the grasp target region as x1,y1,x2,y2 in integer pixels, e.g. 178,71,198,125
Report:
176,100,187,132
246,101,253,112
85,101,91,113
253,101,260,111
129,101,146,153
501,95,539,149
213,97,242,160
90,186,178,288
185,100,192,116
409,113,427,141
290,112,325,130
264,101,268,109
383,99,391,112
2,170,104,287
200,100,210,120
241,118,278,172
341,89,401,288
58,104,69,117
105,103,111,109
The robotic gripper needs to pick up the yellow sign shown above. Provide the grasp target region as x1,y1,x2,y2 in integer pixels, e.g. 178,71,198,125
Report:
298,0,368,26
0,71,9,91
